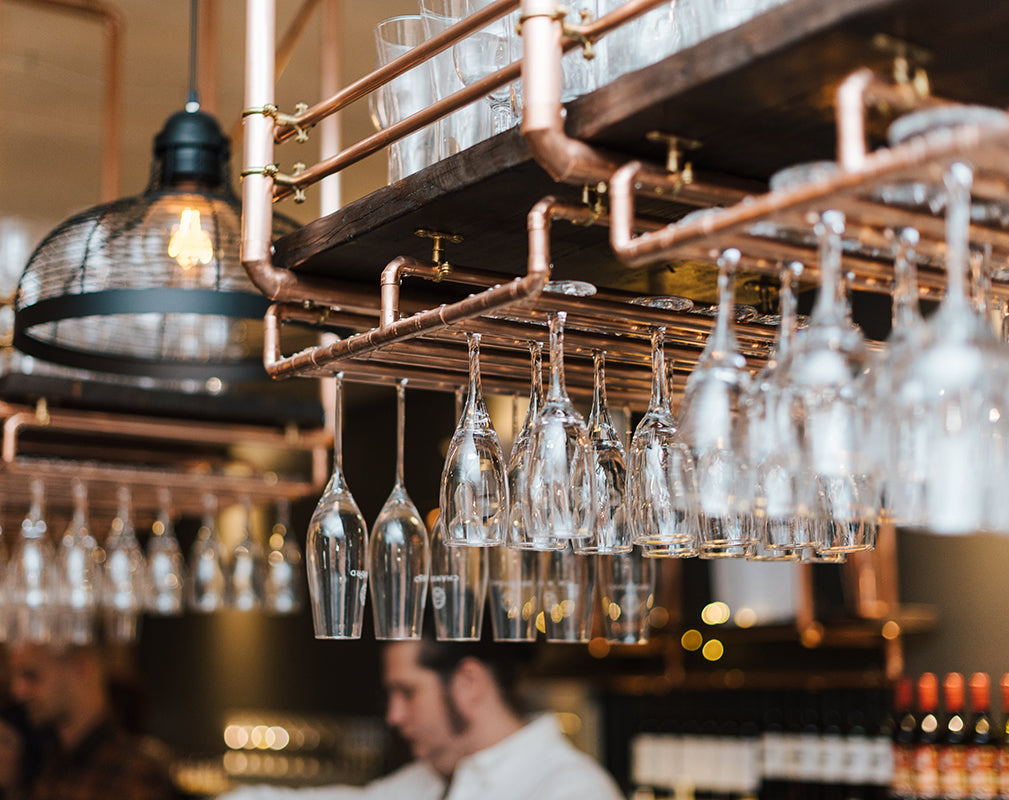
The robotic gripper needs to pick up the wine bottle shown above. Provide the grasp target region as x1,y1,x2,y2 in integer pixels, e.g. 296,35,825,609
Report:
966,672,997,800
939,672,967,800
996,674,1009,800
892,677,915,800
913,673,941,800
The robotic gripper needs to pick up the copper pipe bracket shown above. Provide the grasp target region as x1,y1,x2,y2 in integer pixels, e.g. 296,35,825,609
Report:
276,102,312,142
576,182,607,224
646,132,701,183
240,163,279,179
415,228,464,277
562,9,597,60
242,103,279,120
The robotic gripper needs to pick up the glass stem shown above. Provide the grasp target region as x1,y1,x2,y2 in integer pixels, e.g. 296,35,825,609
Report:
944,162,973,306
467,332,482,417
547,311,568,401
813,210,846,323
714,249,740,350
116,486,131,528
592,350,606,422
892,228,922,332
395,379,407,489
649,326,667,411
777,261,801,361
28,478,44,528
530,340,543,409
333,373,345,477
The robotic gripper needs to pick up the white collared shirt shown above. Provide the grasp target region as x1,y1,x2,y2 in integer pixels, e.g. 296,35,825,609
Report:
219,715,624,800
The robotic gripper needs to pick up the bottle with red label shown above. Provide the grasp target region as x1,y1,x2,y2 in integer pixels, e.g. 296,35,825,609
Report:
892,676,915,800
913,673,940,800
997,674,1009,800
966,672,997,800
939,672,967,800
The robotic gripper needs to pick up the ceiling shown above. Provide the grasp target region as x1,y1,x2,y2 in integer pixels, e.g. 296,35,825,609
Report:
0,0,418,292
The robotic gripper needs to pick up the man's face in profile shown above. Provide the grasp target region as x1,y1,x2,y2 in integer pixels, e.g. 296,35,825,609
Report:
383,642,469,777
8,644,70,730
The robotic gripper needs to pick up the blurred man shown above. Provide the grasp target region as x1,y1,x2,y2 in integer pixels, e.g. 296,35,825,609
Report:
220,638,623,800
7,642,178,800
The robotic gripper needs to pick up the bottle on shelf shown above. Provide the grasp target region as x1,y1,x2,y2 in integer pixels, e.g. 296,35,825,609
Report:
912,672,941,800
938,672,967,800
997,674,1009,800
966,672,997,800
891,676,915,800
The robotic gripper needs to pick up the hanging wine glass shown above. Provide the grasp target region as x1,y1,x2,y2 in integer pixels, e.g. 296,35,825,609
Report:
369,380,430,640
575,349,632,554
230,497,266,612
542,544,595,643
147,488,186,615
487,545,540,641
264,498,305,615
674,249,754,557
430,511,488,641
790,209,876,553
888,161,1009,533
524,281,598,545
627,304,696,549
600,547,655,644
306,373,369,639
744,262,813,551
508,341,564,551
55,479,99,645
187,493,228,613
8,478,54,644
102,486,146,643
440,332,508,546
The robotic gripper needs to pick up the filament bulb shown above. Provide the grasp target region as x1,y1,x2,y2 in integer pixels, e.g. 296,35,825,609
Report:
168,207,214,269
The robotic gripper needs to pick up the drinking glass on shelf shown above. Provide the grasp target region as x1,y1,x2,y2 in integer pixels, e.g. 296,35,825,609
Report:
542,545,595,643
264,498,305,615
675,249,754,557
575,349,632,554
599,547,655,644
369,381,430,640
627,302,697,548
419,0,491,155
102,486,146,643
230,497,266,612
187,493,228,613
524,282,598,545
488,545,540,641
430,512,488,641
508,342,564,551
55,480,99,645
307,374,369,639
373,15,439,182
453,0,520,135
8,478,54,644
146,488,186,615
440,332,508,546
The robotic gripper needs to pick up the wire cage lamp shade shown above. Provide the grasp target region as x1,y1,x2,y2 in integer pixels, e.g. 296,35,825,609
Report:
14,108,296,385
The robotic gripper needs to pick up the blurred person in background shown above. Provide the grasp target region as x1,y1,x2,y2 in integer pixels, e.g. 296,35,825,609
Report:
218,637,623,800
6,642,180,800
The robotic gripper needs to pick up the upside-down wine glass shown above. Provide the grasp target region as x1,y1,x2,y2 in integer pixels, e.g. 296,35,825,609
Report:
187,493,228,613
791,209,875,553
231,497,266,611
265,498,305,615
453,0,519,135
102,486,146,643
627,301,697,550
525,282,597,545
8,478,53,644
307,373,369,639
55,479,99,645
147,488,186,615
440,332,508,546
508,341,563,551
575,349,632,554
675,249,755,557
744,262,812,551
369,380,430,640
430,510,487,641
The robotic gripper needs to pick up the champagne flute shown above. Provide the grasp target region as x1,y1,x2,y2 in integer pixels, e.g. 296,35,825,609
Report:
230,497,266,612
147,488,186,615
8,478,54,644
369,380,430,640
508,341,564,551
55,480,99,645
440,332,508,546
575,349,632,554
187,493,228,613
264,498,305,615
306,373,369,639
430,511,488,641
525,282,598,545
488,545,540,641
102,486,146,643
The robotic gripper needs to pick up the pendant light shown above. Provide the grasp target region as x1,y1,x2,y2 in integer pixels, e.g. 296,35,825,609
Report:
13,0,295,385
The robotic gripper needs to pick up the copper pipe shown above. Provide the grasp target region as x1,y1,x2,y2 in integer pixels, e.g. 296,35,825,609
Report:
13,0,123,200
198,0,219,115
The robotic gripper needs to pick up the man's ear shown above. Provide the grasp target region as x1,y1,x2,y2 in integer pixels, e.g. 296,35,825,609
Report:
450,657,490,712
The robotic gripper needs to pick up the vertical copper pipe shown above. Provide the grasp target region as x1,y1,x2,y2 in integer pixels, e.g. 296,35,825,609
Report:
198,0,219,115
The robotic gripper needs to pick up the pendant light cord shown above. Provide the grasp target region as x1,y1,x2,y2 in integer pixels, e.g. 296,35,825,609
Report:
186,0,200,111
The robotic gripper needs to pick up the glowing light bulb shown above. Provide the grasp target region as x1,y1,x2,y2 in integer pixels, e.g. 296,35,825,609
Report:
168,208,214,269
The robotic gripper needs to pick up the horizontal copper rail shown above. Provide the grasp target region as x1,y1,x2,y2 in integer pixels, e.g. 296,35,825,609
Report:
608,118,1009,294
